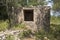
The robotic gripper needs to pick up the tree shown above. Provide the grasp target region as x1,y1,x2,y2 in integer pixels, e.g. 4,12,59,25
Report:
16,0,45,7
52,0,60,11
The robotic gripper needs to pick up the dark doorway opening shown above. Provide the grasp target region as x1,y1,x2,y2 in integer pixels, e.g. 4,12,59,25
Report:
24,10,34,21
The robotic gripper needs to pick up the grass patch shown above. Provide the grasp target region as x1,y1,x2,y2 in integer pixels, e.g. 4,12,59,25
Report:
18,29,32,39
0,20,8,31
12,23,27,30
5,35,15,40
50,16,60,24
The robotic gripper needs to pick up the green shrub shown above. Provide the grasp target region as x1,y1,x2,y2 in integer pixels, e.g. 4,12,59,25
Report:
34,25,60,40
0,20,8,31
5,35,15,40
18,29,32,39
50,23,60,40
35,30,47,40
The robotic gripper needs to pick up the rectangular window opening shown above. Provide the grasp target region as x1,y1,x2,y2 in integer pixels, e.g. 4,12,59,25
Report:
24,10,34,21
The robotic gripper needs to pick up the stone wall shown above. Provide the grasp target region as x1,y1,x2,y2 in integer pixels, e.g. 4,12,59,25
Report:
35,6,50,32
11,6,50,32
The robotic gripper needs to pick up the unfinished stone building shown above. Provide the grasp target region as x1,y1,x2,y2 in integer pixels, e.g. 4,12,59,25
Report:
11,6,50,31
0,0,51,31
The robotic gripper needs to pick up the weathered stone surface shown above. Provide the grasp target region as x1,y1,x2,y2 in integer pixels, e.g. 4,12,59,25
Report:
35,6,50,32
